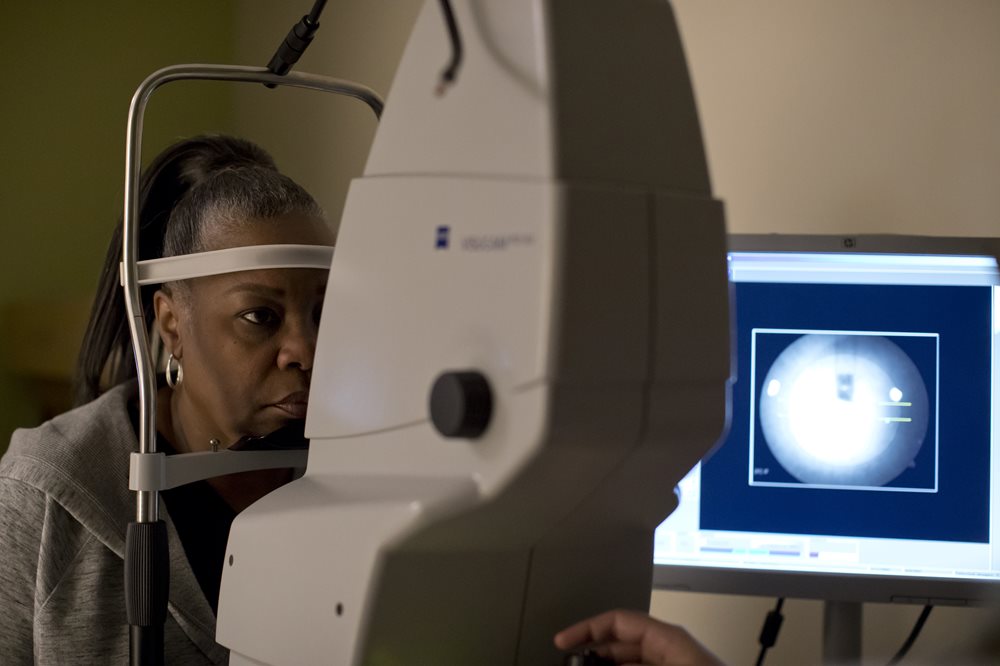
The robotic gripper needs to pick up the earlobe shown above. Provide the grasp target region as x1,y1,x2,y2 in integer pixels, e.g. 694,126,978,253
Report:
153,288,183,358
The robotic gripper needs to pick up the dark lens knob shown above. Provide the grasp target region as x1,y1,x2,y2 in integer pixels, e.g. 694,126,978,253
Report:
429,371,492,438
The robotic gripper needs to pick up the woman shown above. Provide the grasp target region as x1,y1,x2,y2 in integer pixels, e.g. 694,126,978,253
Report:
0,135,333,663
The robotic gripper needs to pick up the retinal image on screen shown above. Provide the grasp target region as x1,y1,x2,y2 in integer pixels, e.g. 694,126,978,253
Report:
751,330,936,491
706,280,989,543
654,245,1000,597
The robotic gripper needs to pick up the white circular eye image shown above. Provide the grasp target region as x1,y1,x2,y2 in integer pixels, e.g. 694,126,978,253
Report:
758,334,929,487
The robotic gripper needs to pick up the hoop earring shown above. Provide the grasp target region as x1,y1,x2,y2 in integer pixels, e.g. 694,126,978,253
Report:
166,353,184,389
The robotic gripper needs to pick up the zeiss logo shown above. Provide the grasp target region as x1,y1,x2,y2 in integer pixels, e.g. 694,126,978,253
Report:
435,225,450,249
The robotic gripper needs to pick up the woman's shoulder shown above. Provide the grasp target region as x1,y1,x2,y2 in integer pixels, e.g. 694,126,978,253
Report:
0,381,138,545
4,381,137,461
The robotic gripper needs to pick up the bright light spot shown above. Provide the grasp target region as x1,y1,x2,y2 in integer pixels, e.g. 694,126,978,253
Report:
784,359,888,467
767,379,781,397
889,387,903,402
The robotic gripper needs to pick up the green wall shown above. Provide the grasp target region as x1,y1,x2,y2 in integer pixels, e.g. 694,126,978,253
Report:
0,2,239,451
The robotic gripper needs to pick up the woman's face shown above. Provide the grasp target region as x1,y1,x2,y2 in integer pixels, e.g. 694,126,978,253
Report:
155,214,334,445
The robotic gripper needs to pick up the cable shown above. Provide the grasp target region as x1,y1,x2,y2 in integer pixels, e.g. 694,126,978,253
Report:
435,0,463,95
264,0,329,88
886,604,933,666
755,597,785,666
306,0,327,24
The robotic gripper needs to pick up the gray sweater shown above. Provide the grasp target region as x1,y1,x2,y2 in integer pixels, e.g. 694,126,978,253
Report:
0,382,228,664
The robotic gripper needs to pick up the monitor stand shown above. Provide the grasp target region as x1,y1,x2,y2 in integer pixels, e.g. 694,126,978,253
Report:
822,600,862,665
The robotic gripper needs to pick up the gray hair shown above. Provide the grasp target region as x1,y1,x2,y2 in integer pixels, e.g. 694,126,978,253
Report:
164,164,324,256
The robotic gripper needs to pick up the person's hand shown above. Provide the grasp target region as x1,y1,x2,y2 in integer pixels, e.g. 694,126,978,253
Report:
554,609,725,666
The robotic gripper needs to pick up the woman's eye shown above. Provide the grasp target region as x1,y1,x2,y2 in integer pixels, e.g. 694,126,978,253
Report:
240,309,280,327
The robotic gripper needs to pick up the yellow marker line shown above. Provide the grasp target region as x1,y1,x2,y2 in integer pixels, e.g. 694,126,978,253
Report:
880,417,912,423
878,402,912,407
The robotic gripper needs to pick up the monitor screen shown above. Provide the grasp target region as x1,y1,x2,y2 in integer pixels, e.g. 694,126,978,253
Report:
653,235,1000,606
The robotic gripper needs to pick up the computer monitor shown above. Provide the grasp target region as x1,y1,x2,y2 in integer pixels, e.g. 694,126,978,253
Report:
653,234,1000,606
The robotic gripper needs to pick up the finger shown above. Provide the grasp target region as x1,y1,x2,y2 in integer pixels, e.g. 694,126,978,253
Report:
641,624,725,666
554,610,621,648
595,641,644,664
554,641,644,666
554,609,650,649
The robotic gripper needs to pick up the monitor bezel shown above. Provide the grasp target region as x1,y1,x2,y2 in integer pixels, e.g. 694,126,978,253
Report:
652,233,1000,607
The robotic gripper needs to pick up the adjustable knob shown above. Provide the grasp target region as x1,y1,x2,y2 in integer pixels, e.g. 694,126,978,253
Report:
429,371,493,438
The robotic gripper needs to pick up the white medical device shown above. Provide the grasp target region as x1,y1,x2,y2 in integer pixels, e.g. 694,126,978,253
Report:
123,2,731,664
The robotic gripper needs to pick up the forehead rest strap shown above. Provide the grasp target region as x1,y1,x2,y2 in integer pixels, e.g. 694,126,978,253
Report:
123,244,335,286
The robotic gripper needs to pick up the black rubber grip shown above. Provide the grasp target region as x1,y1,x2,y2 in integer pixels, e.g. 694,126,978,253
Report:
125,520,169,666
129,625,164,666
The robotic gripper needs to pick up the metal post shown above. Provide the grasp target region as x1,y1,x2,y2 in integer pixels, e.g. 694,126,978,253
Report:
822,600,863,665
120,63,383,665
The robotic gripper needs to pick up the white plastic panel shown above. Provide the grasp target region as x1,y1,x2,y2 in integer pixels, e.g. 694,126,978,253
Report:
364,0,552,179
306,175,558,454
216,473,479,666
